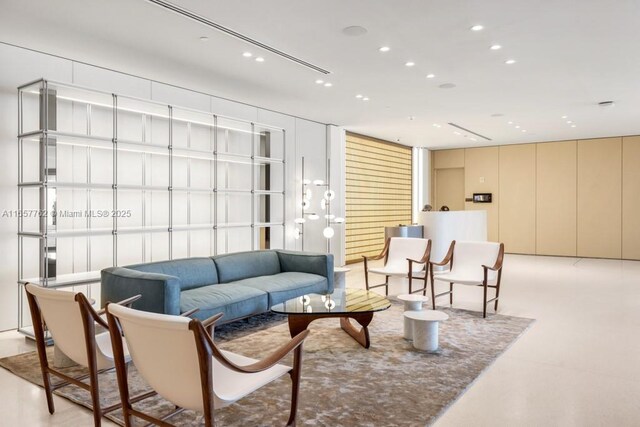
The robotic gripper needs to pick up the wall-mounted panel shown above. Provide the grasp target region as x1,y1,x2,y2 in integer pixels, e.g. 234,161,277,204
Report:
577,138,622,258
464,147,499,241
623,136,640,259
536,141,577,256
433,148,464,169
499,144,536,254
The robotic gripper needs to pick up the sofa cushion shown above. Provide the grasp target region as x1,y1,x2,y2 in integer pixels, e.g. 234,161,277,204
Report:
126,258,218,291
180,283,269,322
232,272,329,306
212,250,281,283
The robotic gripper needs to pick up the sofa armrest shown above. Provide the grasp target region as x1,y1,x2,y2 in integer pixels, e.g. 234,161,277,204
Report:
101,267,182,315
276,250,335,293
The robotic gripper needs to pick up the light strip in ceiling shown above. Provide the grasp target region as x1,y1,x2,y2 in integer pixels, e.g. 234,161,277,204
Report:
145,0,331,75
447,123,492,141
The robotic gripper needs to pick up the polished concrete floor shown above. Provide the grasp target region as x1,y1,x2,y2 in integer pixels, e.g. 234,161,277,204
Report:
1,254,639,426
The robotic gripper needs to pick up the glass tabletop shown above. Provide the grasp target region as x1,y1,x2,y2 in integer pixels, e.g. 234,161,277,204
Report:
271,288,391,315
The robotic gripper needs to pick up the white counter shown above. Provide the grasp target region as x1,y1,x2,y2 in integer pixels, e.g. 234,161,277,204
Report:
417,211,487,264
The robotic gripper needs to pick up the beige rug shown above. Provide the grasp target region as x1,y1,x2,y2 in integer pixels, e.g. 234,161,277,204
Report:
0,301,533,426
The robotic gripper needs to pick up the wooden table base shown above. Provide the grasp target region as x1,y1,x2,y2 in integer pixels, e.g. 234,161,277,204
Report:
287,311,375,349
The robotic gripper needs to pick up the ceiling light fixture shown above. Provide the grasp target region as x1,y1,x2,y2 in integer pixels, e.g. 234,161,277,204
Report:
324,82,332,87
561,115,568,119
566,121,573,124
379,46,391,52
200,36,209,41
255,56,265,62
426,74,435,79
454,131,462,135
342,25,368,36
362,97,370,101
470,25,484,31
242,52,252,57
490,44,502,50
515,125,521,129
522,129,527,133
505,59,516,64
598,100,615,108
507,121,513,125
433,123,441,128
355,94,363,98
405,61,415,67
315,79,324,84
571,124,577,128
470,137,478,141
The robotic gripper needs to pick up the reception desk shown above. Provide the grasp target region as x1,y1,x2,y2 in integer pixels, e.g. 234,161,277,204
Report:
417,211,487,265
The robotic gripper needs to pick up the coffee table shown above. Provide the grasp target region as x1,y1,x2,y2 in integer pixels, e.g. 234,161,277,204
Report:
271,288,391,349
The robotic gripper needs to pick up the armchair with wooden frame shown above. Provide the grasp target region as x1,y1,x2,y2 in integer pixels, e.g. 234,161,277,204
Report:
105,303,309,427
24,283,200,427
428,240,505,318
362,237,431,295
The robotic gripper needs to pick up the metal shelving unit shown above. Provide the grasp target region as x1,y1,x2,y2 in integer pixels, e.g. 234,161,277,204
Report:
17,78,286,336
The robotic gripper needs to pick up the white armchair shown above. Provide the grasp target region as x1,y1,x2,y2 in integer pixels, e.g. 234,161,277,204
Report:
24,283,146,427
428,240,505,317
363,237,431,295
106,303,309,427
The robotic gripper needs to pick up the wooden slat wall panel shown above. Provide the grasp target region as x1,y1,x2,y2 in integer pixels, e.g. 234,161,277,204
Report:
345,133,412,263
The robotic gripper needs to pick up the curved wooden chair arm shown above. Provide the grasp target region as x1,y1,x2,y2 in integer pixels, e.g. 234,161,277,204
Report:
96,295,142,317
482,243,505,271
429,240,455,266
206,329,309,374
407,238,432,265
362,238,391,262
181,308,200,317
202,312,224,328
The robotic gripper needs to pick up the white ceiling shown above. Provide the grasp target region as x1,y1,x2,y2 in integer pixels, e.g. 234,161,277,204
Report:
2,0,640,149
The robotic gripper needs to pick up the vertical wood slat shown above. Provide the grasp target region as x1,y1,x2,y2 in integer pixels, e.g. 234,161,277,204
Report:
345,133,412,263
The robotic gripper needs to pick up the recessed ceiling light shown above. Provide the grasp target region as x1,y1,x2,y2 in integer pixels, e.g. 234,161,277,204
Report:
355,94,363,98
453,131,462,135
561,115,568,119
324,82,332,87
598,100,615,108
566,121,573,124
242,52,252,58
315,79,324,84
507,121,513,125
426,74,435,79
379,46,391,52
470,137,478,142
363,97,370,101
342,26,368,36
200,36,209,42
571,124,577,128
490,44,502,50
433,123,441,128
505,59,517,65
470,25,484,31
255,57,265,62
515,125,521,129
405,61,415,67
522,129,527,133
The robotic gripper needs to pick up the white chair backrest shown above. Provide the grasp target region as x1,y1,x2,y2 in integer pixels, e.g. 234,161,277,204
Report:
107,304,204,412
25,284,89,367
386,238,429,272
451,241,501,281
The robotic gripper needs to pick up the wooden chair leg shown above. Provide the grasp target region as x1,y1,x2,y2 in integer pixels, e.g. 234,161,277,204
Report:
483,280,488,318
449,283,453,305
408,273,413,294
26,291,55,414
429,269,436,309
494,271,503,311
384,276,389,296
286,345,303,427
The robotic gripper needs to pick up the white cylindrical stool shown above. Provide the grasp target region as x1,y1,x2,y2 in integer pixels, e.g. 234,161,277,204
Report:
404,310,449,352
397,294,430,340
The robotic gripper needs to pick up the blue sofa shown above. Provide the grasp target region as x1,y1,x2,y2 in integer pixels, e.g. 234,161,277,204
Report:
101,250,334,322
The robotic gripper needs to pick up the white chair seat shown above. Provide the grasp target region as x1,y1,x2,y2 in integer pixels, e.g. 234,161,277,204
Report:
368,267,416,276
94,332,130,369
433,273,496,286
213,350,291,407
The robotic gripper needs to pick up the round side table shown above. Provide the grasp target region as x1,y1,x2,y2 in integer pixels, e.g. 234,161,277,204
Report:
404,310,449,352
397,294,430,340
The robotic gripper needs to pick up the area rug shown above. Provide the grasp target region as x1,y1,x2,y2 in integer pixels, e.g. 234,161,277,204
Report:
0,301,533,426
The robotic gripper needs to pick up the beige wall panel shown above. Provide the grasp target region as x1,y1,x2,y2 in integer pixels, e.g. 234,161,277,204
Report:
499,144,536,254
433,149,465,169
623,136,640,259
464,147,499,241
536,141,577,256
435,168,465,211
577,137,622,258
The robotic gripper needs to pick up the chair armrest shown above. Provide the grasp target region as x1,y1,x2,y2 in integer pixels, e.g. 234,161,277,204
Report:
96,294,142,316
363,238,391,262
181,308,199,317
429,240,455,267
207,329,309,374
101,267,182,315
276,250,334,292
